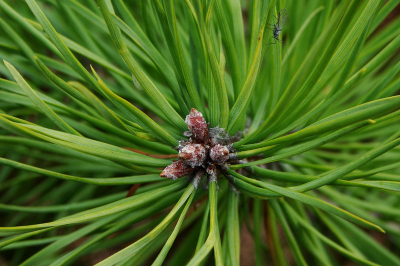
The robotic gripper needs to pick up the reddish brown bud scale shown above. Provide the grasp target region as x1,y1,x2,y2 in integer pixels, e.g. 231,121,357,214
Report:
179,144,207,168
210,144,229,163
206,164,218,182
160,160,194,180
185,108,208,142
206,164,217,175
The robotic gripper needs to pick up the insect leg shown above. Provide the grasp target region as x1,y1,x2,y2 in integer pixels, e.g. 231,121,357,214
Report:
278,38,288,57
268,38,277,45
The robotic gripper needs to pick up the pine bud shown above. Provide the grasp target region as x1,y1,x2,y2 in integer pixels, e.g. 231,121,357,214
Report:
160,160,194,180
210,144,229,163
185,108,208,142
179,144,207,167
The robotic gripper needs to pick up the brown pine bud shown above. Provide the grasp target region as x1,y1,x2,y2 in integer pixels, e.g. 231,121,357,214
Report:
160,160,194,180
179,144,207,167
210,144,229,163
185,108,208,142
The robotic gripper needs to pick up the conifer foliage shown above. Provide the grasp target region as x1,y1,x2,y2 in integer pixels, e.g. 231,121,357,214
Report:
1,0,400,265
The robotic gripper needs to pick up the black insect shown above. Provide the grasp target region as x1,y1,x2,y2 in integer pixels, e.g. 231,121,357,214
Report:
267,9,288,45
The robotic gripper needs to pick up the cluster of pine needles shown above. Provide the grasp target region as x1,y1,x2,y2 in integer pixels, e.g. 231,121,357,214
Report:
1,0,400,265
